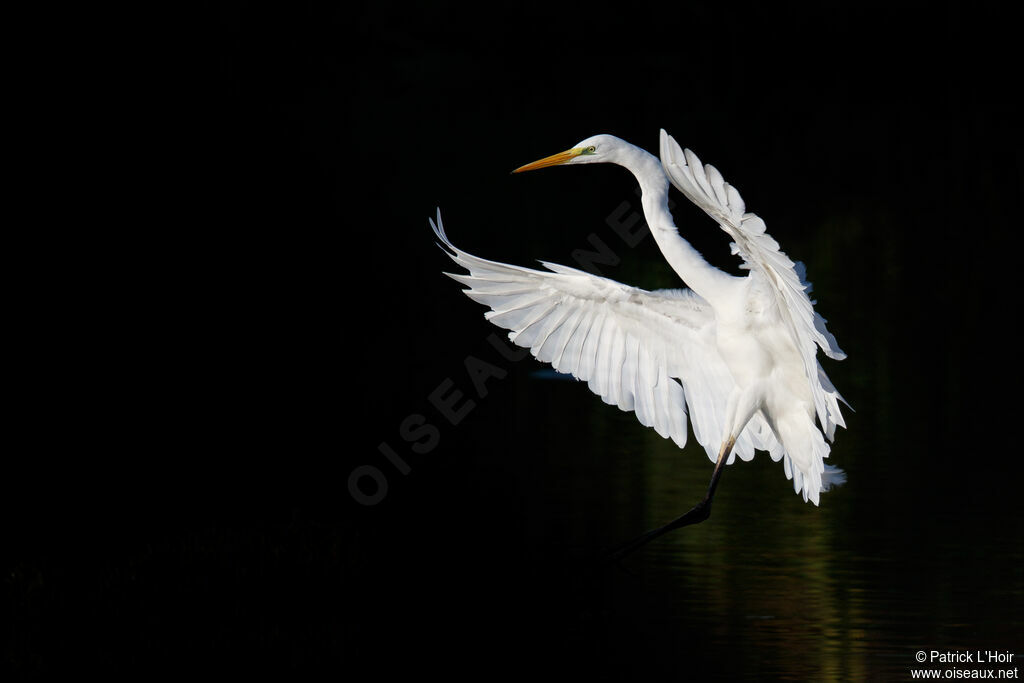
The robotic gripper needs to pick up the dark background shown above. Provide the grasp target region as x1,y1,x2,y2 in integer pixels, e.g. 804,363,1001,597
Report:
7,1,1021,678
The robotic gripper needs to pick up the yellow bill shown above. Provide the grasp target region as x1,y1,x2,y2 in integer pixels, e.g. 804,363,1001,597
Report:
512,148,584,173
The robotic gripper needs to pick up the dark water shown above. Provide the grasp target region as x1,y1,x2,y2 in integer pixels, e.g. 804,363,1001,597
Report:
336,351,1020,680
8,2,1022,678
503,381,1024,679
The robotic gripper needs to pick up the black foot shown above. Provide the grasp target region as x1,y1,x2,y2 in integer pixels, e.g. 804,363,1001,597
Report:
598,498,712,567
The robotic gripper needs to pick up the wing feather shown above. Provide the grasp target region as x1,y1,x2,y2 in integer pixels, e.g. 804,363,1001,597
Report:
430,210,782,461
659,130,848,439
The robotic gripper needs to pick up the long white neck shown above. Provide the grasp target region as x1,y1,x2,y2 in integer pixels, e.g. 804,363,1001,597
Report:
611,144,737,307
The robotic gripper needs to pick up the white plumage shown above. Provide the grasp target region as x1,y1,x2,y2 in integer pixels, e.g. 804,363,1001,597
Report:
431,130,848,511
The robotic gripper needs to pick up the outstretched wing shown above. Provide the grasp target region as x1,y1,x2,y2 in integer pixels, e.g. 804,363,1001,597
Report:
430,210,780,463
658,130,847,440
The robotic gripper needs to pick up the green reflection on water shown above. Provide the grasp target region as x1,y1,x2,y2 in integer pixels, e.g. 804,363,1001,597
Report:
522,358,1022,679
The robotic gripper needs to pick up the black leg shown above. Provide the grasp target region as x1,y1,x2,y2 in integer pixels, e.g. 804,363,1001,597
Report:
600,437,734,566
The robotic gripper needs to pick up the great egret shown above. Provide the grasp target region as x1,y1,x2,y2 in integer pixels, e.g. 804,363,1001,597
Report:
430,130,848,558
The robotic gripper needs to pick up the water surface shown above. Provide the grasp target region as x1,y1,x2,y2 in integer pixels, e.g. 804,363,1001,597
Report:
500,372,1023,680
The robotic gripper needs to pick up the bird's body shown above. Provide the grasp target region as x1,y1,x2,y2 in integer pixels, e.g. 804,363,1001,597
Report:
432,130,847,548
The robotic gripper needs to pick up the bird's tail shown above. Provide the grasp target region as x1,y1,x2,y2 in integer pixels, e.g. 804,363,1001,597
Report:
777,411,845,506
821,465,846,491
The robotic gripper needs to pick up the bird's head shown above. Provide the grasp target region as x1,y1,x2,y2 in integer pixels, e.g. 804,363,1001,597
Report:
512,134,627,173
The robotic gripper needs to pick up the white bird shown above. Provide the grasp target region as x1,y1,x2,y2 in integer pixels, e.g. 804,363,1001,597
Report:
430,130,848,557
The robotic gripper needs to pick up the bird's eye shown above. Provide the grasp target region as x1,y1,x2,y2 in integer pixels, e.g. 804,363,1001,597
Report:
586,145,596,153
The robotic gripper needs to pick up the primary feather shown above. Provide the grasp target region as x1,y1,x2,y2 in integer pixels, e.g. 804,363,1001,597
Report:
431,212,780,465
